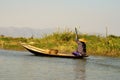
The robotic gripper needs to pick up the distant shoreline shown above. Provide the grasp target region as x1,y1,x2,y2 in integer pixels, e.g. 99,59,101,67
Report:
0,30,120,57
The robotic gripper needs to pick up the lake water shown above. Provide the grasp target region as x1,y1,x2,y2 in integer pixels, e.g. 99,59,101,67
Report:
0,50,120,80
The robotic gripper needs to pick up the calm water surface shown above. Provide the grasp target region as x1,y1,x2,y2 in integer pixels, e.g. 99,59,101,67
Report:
0,50,120,80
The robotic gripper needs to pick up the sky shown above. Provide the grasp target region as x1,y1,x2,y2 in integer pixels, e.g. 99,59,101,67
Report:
0,0,120,36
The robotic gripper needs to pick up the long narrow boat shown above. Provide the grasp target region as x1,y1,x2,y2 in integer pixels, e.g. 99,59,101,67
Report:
20,43,88,59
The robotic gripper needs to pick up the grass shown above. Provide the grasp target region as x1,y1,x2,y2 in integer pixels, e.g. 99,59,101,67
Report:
0,30,120,57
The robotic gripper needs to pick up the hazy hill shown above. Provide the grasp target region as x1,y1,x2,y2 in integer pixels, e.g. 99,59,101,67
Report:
0,27,55,38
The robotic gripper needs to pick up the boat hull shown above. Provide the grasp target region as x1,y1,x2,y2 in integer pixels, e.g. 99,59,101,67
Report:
21,43,88,59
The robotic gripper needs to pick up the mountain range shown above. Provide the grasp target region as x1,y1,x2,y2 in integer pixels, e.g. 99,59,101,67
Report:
0,27,55,38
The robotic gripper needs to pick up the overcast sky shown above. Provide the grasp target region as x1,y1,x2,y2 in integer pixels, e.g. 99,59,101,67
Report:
0,0,120,36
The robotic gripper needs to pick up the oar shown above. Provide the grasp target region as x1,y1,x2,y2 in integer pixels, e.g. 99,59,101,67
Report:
75,27,79,40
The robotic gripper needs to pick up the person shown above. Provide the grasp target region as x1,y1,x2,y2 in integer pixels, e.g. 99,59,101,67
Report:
72,38,87,56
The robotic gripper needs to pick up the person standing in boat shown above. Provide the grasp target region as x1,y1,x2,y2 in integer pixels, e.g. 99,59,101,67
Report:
72,38,87,56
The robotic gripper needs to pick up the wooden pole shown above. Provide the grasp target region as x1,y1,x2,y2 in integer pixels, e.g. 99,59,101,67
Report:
106,26,108,38
105,26,109,45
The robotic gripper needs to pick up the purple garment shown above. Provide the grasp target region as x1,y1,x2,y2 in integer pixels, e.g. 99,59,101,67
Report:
77,41,83,54
72,51,81,56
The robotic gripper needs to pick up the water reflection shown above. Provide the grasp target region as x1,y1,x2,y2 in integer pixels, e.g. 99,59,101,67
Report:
73,59,86,80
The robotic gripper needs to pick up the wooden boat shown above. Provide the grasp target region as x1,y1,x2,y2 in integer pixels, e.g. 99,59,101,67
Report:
20,43,88,59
